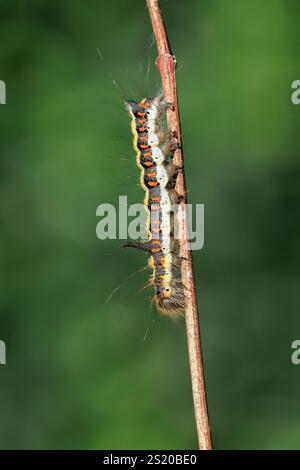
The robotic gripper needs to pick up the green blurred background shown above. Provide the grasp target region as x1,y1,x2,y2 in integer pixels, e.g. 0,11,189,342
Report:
1,0,300,450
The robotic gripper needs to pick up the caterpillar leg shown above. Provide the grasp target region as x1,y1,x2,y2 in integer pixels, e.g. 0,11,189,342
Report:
158,99,173,113
123,241,152,252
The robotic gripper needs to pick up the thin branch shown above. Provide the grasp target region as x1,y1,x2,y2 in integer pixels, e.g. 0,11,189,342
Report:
146,0,212,450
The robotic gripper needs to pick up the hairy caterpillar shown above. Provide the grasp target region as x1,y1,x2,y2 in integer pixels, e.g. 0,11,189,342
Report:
124,95,185,318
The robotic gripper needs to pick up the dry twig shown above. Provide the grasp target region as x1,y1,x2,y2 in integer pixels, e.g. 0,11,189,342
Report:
146,0,212,450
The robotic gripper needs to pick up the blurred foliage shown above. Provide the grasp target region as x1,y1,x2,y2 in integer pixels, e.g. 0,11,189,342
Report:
0,0,300,450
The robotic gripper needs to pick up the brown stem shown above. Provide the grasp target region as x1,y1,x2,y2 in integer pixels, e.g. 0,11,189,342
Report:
146,0,212,450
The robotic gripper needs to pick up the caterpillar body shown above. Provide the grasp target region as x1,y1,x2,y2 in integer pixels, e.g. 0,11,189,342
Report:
125,95,185,318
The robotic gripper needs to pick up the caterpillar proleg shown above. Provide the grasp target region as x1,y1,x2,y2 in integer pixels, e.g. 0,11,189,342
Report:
124,95,185,318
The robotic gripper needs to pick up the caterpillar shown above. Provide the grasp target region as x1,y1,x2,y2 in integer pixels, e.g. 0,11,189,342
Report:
124,94,185,318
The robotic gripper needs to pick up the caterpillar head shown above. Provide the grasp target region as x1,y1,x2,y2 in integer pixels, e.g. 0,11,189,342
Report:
126,98,154,115
126,100,140,116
